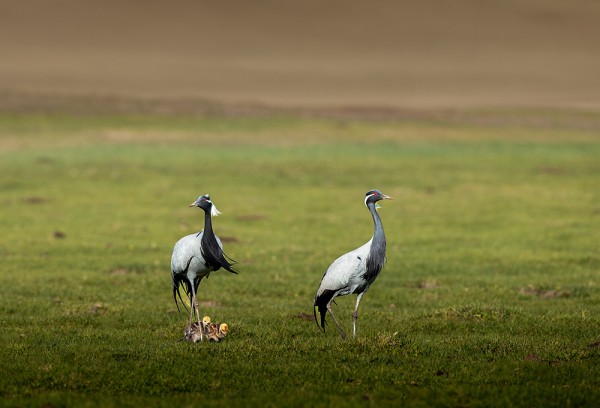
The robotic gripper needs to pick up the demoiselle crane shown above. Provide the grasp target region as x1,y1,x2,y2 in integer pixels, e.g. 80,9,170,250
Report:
171,194,238,333
314,189,392,339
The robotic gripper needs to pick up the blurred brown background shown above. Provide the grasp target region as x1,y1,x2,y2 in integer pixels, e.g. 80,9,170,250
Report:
1,0,599,113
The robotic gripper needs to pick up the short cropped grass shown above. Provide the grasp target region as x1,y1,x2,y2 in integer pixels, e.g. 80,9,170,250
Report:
0,112,599,407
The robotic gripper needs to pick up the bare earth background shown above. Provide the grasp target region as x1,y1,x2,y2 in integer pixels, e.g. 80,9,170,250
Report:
1,0,599,116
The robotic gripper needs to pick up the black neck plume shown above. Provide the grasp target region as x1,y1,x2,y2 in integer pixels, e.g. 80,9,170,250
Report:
200,209,238,274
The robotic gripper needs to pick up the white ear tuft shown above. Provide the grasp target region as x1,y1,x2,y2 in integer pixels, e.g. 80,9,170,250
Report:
364,193,375,207
210,203,221,217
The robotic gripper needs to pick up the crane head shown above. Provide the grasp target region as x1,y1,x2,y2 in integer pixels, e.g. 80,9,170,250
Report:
364,189,393,208
202,315,211,325
189,194,222,217
219,323,229,335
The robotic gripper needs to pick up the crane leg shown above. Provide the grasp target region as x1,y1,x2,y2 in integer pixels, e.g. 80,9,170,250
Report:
188,286,204,342
188,296,195,327
190,286,202,324
327,301,347,340
352,292,364,338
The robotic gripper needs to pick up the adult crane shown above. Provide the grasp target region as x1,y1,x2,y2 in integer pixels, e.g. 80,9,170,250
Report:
171,194,238,330
314,189,393,339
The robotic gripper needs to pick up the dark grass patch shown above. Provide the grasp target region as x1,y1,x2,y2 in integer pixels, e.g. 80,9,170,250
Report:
433,305,517,322
295,312,313,321
404,280,440,289
24,196,47,204
198,300,221,308
537,166,568,175
518,286,570,298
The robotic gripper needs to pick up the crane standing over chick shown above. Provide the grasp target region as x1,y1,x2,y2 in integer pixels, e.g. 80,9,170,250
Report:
171,194,238,339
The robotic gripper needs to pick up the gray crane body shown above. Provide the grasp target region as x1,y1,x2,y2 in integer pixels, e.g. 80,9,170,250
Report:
171,230,224,290
314,189,391,339
316,239,373,299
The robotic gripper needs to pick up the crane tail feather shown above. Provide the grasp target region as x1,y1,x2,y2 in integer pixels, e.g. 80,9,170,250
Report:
173,284,189,313
172,269,192,314
313,305,323,331
314,289,336,332
172,287,181,313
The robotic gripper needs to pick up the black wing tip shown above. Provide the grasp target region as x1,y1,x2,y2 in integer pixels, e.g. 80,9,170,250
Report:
173,286,187,313
313,305,326,332
313,304,323,331
314,290,336,332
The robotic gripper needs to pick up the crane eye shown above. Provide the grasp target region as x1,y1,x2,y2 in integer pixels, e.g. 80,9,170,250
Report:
201,197,207,202
373,192,379,196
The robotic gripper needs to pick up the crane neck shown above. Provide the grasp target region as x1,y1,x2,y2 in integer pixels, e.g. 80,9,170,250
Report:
363,201,387,282
368,202,386,245
203,210,215,238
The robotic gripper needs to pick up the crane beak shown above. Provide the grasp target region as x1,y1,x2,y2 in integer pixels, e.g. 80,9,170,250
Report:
375,195,393,209
188,201,198,207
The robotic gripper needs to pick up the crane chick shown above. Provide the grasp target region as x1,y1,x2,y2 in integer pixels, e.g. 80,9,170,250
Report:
181,318,229,343
206,323,229,342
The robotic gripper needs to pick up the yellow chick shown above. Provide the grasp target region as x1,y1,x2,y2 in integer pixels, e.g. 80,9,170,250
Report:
179,316,229,343
206,322,229,342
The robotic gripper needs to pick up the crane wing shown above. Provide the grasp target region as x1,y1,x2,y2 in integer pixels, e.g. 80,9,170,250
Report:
171,232,205,274
317,239,372,297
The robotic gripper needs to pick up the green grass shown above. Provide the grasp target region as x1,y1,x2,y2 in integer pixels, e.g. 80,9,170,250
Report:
0,112,599,407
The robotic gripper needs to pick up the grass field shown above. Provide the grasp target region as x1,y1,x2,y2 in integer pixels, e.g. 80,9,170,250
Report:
0,112,599,407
